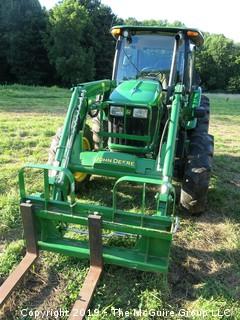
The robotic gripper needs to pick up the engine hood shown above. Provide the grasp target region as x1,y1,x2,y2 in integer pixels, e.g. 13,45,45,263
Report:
109,79,161,106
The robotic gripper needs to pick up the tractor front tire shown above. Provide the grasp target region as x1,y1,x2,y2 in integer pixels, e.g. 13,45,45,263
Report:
92,115,108,150
180,95,214,214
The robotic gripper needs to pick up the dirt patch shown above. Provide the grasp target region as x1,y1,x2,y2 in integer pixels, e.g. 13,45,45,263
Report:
0,257,68,320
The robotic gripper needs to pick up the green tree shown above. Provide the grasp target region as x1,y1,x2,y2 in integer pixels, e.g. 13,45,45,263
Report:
196,34,236,91
124,18,185,27
47,0,95,85
78,0,118,79
46,0,118,84
226,44,240,92
0,19,13,83
0,0,53,84
124,17,142,26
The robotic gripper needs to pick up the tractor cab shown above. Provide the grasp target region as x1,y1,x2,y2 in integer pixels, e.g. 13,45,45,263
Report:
111,26,203,86
113,29,183,86
105,26,203,155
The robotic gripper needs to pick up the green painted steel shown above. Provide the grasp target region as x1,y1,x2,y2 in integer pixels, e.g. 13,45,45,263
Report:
186,87,202,129
73,151,164,178
16,25,204,274
162,85,183,179
109,79,161,106
38,240,169,273
101,131,151,142
19,164,174,272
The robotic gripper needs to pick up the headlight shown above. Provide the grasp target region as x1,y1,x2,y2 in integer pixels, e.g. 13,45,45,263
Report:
110,106,124,117
133,108,148,119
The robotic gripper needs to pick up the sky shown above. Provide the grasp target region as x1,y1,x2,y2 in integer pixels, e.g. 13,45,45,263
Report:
39,0,240,43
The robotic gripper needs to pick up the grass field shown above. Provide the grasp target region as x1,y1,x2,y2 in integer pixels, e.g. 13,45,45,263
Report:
0,85,239,320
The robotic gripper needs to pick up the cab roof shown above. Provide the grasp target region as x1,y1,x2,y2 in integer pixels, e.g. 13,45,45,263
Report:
111,25,204,47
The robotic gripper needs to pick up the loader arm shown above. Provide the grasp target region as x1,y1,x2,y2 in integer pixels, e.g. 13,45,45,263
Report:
53,80,113,195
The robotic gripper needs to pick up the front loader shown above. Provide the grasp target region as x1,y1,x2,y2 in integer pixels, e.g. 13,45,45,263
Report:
0,26,213,318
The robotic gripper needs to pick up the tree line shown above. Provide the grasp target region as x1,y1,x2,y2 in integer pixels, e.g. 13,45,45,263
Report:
0,0,240,92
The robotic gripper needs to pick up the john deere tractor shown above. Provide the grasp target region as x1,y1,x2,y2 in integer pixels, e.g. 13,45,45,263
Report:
0,26,213,317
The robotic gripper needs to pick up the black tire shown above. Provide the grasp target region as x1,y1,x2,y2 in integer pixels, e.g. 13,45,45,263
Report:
195,95,210,133
82,124,94,150
91,115,108,150
48,127,62,178
180,95,214,214
92,116,101,150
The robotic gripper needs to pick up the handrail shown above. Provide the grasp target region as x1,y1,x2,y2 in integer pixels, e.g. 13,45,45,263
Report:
19,164,76,206
112,175,164,220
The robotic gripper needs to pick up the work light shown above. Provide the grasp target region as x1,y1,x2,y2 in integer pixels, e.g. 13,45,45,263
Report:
110,106,124,117
133,108,148,119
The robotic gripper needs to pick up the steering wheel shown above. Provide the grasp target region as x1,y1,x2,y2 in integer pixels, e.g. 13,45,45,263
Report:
139,67,163,76
138,67,168,89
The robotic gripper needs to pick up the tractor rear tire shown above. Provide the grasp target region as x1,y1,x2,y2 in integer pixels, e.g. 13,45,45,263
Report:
180,95,214,214
195,94,210,133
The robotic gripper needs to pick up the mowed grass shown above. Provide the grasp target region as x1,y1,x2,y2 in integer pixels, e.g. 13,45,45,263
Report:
0,85,239,319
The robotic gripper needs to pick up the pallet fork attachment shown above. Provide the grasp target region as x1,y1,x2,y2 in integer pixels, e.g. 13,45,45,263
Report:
0,205,103,320
69,214,103,320
0,203,38,307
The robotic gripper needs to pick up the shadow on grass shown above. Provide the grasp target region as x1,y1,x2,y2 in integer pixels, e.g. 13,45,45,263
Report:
169,244,240,302
167,154,240,309
208,154,240,223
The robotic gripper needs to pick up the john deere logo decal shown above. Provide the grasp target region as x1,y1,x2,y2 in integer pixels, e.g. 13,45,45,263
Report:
98,157,135,167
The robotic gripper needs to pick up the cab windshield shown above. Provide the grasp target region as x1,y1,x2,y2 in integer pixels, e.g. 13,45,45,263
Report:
115,34,185,85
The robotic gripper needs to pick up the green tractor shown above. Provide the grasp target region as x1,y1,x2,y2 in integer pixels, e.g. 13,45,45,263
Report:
0,26,213,316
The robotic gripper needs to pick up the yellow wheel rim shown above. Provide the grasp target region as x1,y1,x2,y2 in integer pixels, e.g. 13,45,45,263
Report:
74,137,91,182
82,136,91,150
